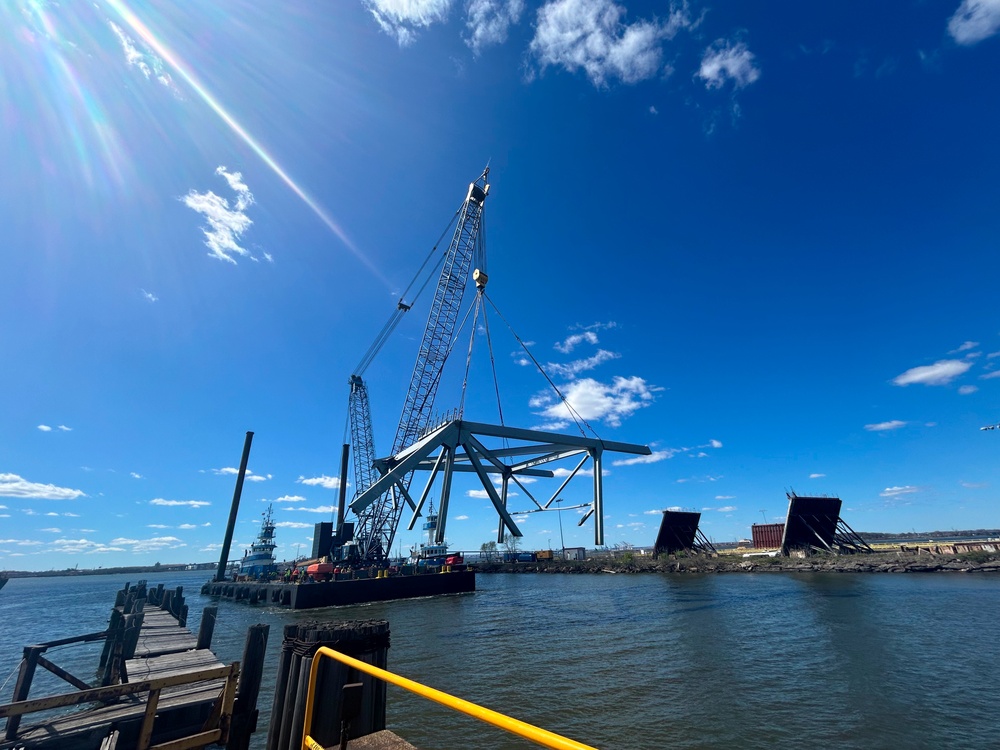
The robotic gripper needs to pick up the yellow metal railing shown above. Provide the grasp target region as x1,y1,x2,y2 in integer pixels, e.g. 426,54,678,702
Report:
302,646,598,750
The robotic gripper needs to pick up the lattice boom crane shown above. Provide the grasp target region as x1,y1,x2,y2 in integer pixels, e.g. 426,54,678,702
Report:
349,169,490,563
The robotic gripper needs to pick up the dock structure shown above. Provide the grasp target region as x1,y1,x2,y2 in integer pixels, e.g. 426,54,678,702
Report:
0,581,268,750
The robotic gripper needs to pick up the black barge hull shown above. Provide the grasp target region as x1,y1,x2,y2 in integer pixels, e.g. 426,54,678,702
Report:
202,570,475,609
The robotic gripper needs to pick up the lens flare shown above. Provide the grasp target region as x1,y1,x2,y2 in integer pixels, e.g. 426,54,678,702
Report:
102,0,390,287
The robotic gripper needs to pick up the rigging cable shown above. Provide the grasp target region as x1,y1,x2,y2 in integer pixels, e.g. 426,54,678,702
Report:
483,292,601,441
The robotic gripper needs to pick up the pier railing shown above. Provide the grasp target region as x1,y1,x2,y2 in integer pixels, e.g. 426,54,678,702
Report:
302,646,598,750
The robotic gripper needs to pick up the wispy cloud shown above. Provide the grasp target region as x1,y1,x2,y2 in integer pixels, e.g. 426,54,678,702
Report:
879,485,918,498
948,0,1000,45
547,349,620,378
809,473,826,479
555,331,599,354
716,505,737,513
529,0,692,86
149,498,209,508
0,473,85,500
864,420,907,432
297,475,342,490
211,467,271,482
958,384,979,395
363,0,453,45
275,521,312,529
141,289,158,303
466,0,524,53
58,425,72,432
182,167,257,264
108,21,178,92
532,376,659,428
952,340,980,353
130,472,142,479
892,359,971,386
698,39,761,89
37,425,52,432
612,449,678,466
285,505,337,514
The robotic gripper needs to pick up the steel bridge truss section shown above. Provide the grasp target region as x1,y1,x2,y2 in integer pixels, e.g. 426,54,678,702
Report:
349,419,650,556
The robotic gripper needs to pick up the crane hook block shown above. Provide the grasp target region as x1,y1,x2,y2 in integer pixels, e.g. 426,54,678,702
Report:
467,182,488,206
473,269,488,288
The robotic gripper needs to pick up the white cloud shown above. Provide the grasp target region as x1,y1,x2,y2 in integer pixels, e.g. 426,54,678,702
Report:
552,466,608,477
40,527,61,533
147,524,170,529
533,376,659,428
612,449,678,466
178,523,197,529
182,167,256,264
809,473,826,479
716,506,736,512
879,485,918,498
467,489,491,498
948,0,1000,45
109,21,178,91
130,472,142,479
274,495,307,503
275,521,312,529
141,289,158,303
529,0,691,86
715,495,735,500
37,425,52,432
466,0,524,53
455,514,470,520
981,370,1000,380
58,425,72,432
0,473,86,500
959,384,979,395
297,475,341,490
649,105,658,115
149,498,209,507
864,420,907,432
286,505,337,513
547,349,620,378
953,340,980,352
698,39,760,89
892,359,971,386
363,0,453,45
555,331,599,353
709,439,722,448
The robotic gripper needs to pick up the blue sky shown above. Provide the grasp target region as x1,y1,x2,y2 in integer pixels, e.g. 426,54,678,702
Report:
2,0,1000,571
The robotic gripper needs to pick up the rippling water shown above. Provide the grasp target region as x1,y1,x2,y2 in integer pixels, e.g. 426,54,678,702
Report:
2,570,998,749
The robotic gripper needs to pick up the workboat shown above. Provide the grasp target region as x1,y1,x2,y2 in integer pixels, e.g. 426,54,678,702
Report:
238,504,278,579
409,503,464,567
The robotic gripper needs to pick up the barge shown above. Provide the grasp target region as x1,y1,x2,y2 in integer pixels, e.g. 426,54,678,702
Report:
201,566,474,609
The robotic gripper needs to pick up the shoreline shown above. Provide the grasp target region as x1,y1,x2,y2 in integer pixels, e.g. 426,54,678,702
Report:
474,550,1000,575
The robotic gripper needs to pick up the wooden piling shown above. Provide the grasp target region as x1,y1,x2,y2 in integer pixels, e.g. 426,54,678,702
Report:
227,623,270,750
197,606,218,651
266,620,389,750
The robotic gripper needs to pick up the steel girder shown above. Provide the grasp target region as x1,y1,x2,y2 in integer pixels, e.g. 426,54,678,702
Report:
349,419,650,549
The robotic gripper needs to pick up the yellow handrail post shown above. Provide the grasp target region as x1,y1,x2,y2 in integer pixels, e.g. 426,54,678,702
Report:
302,647,598,750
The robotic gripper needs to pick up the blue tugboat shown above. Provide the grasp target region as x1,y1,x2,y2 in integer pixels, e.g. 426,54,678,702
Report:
239,504,278,579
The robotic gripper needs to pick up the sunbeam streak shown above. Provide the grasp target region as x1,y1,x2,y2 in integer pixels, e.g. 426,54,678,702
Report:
102,0,390,287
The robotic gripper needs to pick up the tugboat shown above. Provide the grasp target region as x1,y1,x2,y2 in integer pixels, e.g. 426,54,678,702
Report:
410,502,463,568
239,504,278,579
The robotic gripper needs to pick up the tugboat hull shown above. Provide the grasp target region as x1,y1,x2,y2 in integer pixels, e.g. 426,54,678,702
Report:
202,569,474,609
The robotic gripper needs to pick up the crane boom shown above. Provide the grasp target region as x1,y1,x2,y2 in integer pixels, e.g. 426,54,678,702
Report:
352,169,490,562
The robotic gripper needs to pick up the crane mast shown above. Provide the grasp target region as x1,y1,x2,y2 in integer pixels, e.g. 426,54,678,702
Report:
351,169,490,563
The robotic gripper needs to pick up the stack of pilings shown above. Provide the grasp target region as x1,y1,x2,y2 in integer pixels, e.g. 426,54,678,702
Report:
267,620,390,750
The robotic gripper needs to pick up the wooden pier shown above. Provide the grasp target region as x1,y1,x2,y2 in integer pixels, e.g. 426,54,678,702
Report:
0,581,268,750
